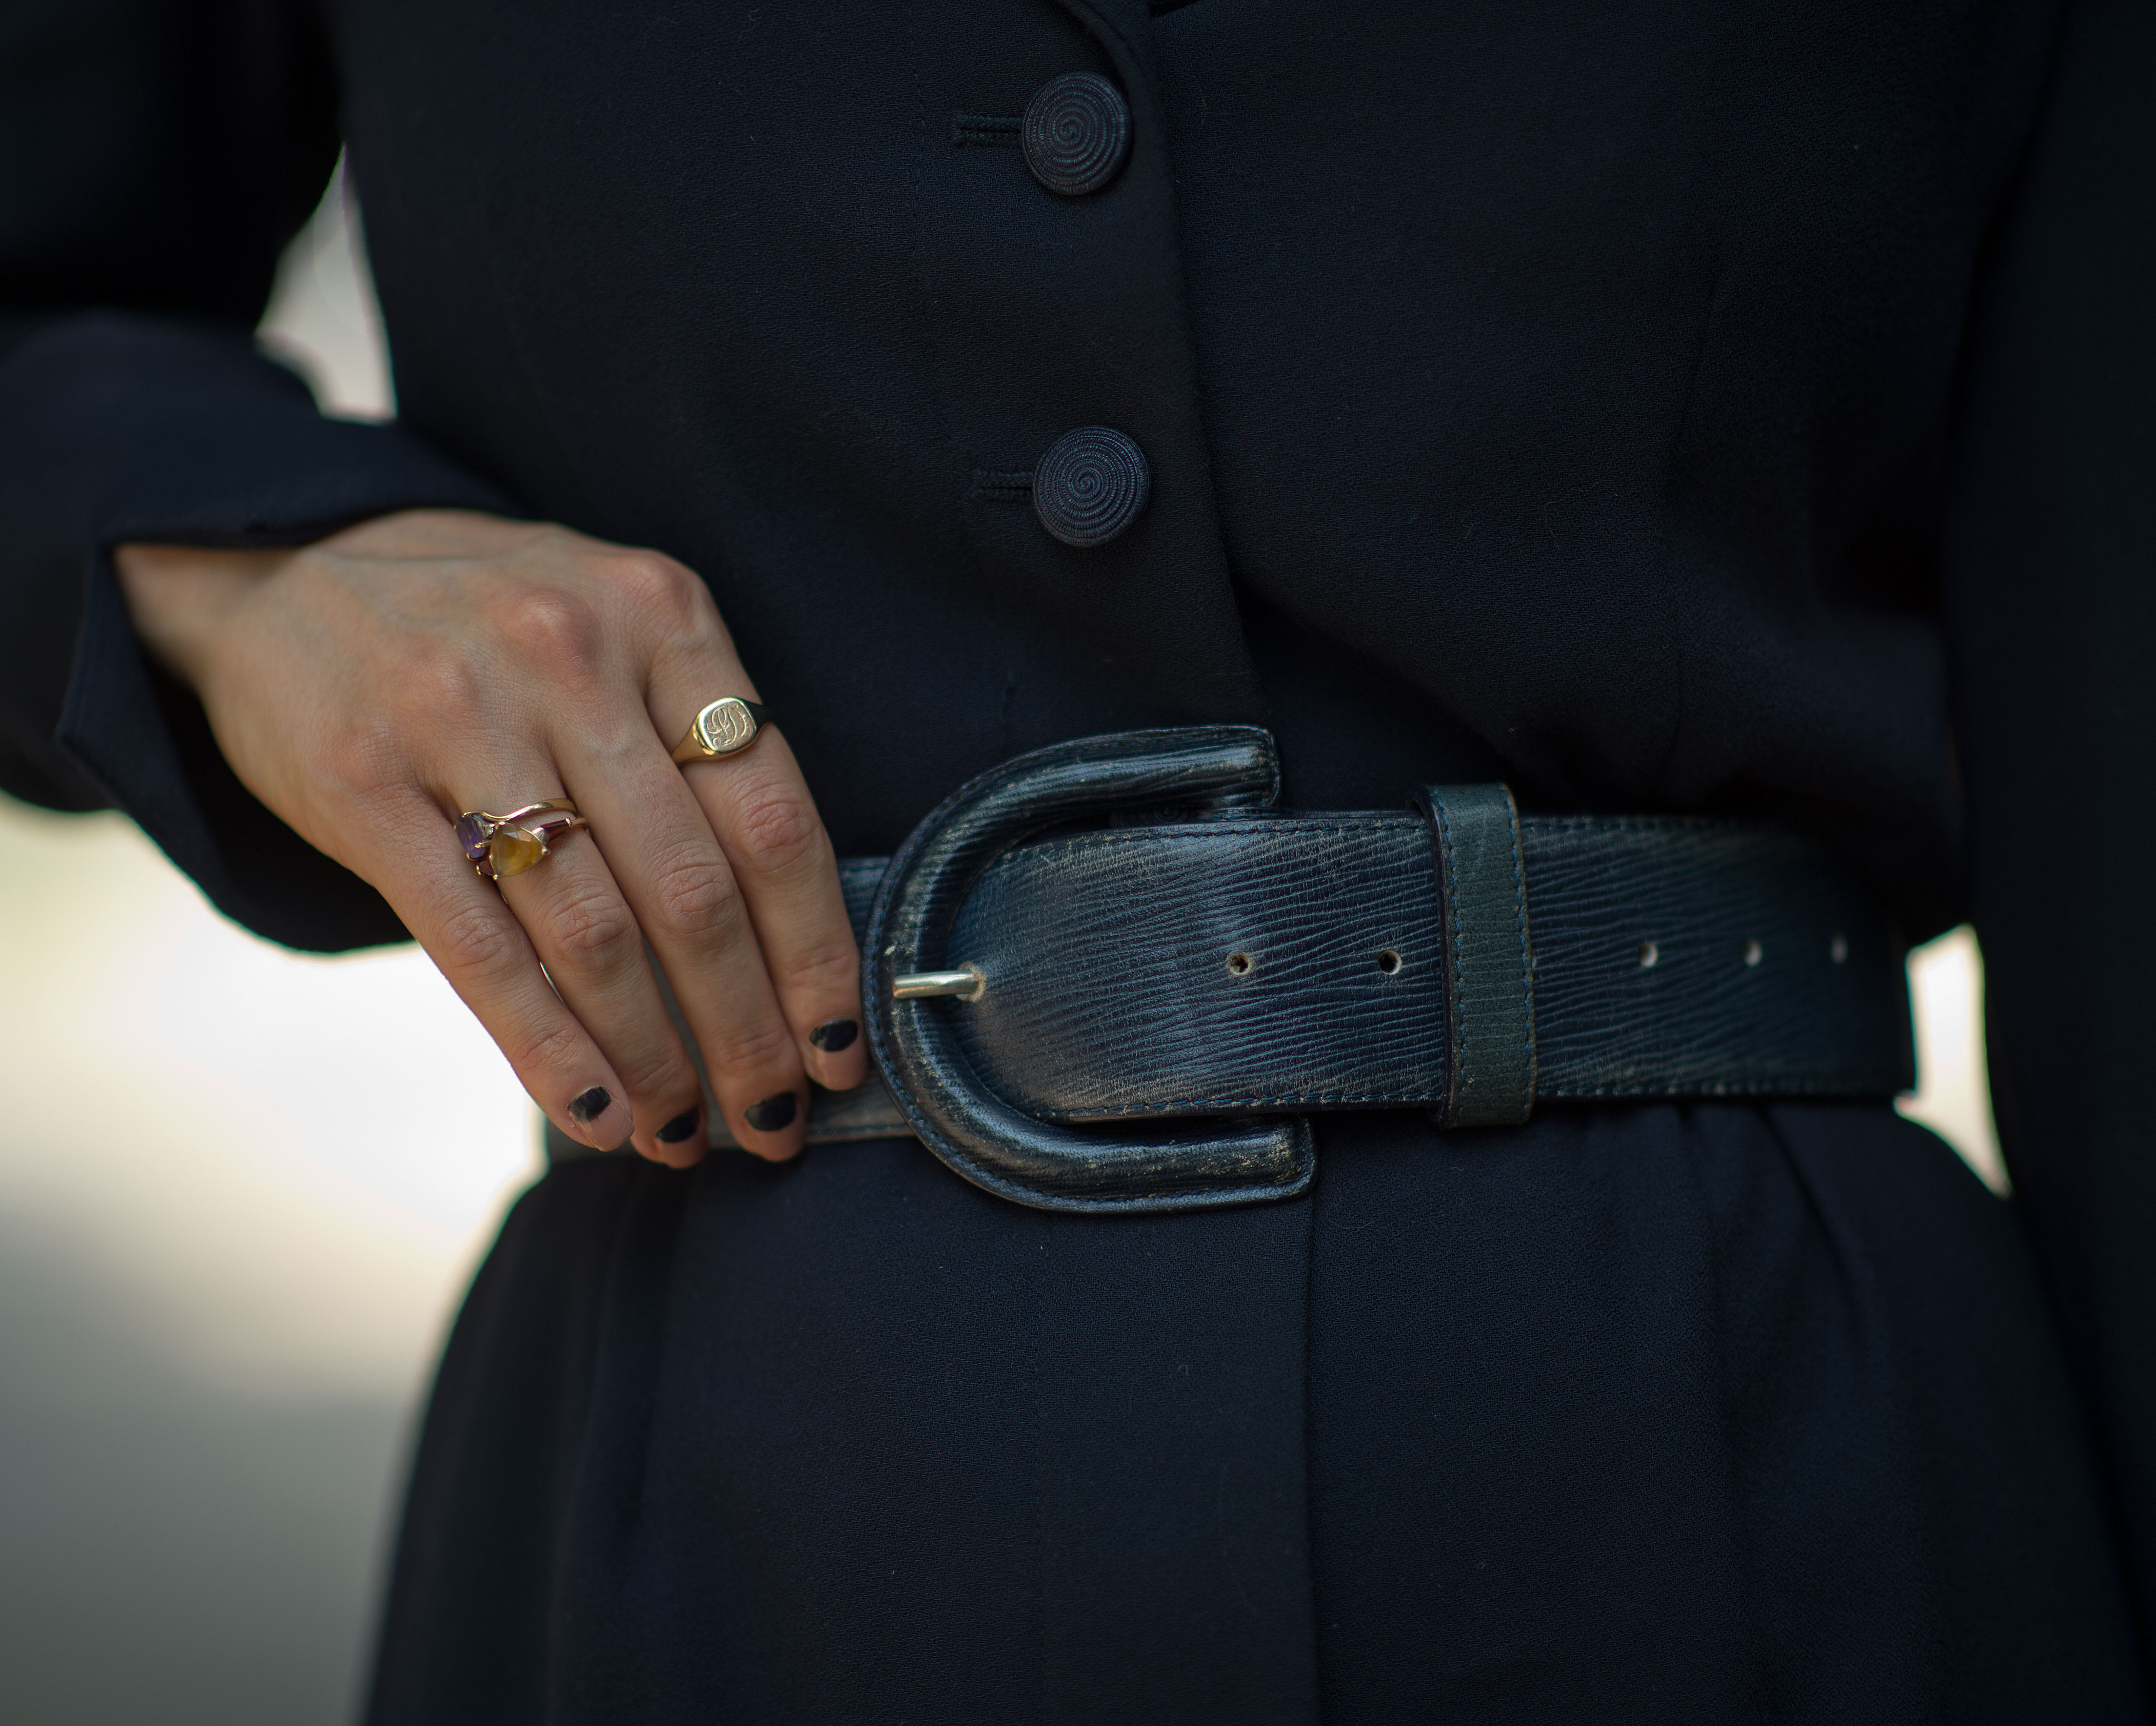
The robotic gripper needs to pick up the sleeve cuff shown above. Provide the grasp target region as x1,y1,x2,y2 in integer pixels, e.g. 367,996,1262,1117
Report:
0,310,518,949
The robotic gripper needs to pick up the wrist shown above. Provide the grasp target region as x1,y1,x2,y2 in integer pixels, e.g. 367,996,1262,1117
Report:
114,541,295,692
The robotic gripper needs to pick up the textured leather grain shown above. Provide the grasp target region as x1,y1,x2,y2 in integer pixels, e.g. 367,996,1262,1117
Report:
1524,816,1912,1098
550,730,1912,1210
864,727,1316,1212
941,810,1908,1129
947,815,1445,1120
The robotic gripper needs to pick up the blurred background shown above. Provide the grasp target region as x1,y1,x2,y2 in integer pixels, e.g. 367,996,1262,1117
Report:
0,166,2006,1725
0,167,535,1726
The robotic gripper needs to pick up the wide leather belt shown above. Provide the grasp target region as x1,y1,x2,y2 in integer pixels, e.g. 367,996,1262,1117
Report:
546,728,1911,1214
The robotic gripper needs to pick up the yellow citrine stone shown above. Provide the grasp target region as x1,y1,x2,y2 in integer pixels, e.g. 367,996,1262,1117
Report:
488,824,548,877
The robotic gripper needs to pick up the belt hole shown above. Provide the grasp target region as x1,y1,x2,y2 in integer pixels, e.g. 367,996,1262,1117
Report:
1637,940,1659,968
1829,932,1848,964
1742,939,1763,967
1375,948,1402,975
1226,951,1254,977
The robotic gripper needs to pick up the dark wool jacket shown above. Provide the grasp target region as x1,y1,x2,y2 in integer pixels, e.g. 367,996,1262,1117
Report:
4,1,2153,1721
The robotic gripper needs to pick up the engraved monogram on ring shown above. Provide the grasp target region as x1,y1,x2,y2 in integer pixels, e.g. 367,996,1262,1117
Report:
670,696,771,766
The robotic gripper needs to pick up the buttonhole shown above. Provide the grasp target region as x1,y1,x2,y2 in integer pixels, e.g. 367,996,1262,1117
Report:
1375,949,1402,975
1226,951,1254,978
952,114,1023,148
1829,932,1849,965
970,468,1035,502
1742,939,1763,967
1637,940,1659,968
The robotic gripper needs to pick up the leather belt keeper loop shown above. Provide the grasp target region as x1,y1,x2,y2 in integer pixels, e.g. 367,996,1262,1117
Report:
1419,783,1536,1128
548,727,1913,1216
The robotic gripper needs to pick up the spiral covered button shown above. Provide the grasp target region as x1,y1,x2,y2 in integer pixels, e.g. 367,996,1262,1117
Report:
1021,73,1132,197
1032,426,1151,547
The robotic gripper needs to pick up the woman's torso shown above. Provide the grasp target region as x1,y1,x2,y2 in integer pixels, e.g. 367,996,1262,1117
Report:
334,5,2149,1719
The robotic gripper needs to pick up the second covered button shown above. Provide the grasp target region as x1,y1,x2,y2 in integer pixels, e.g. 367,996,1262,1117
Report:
1033,427,1151,547
1022,73,1132,197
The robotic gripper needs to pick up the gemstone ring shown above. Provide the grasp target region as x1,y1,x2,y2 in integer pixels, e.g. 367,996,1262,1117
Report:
454,800,590,882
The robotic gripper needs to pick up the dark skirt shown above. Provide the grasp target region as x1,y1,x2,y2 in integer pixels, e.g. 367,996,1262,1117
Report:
365,1102,2148,1724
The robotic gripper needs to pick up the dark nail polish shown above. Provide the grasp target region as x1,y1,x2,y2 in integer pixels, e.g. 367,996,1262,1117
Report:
568,1086,613,1125
743,1092,798,1133
656,1108,701,1144
808,1018,859,1053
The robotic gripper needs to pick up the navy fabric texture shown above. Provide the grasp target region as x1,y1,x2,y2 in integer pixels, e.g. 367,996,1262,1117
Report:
4,0,2153,1716
372,1112,2142,1724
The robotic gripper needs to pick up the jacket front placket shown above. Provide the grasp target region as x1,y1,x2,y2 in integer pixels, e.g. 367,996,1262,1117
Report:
897,2,1319,1720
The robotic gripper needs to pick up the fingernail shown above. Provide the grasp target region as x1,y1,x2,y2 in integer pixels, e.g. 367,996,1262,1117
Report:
568,1086,613,1125
743,1092,798,1133
656,1107,701,1145
809,1018,859,1052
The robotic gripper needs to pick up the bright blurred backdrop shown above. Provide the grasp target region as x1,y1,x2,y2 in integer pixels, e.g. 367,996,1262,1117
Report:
0,164,2005,1725
0,167,536,1726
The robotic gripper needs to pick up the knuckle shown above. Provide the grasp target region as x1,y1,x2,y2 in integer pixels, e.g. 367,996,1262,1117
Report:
435,899,524,984
490,587,606,685
704,1014,798,1085
543,879,642,969
401,640,486,718
512,1017,591,1082
350,648,491,771
530,523,582,559
728,780,826,877
616,1041,699,1104
320,654,483,799
516,1016,585,1070
646,845,744,946
316,713,405,801
605,550,702,630
781,935,862,1002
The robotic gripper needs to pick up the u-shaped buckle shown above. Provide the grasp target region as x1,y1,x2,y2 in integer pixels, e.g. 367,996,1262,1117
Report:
864,727,1316,1213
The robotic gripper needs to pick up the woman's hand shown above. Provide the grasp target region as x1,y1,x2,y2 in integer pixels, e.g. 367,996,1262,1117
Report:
115,508,868,1165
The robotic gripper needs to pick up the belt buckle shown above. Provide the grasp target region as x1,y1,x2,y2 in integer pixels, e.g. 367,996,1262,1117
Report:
865,727,1316,1213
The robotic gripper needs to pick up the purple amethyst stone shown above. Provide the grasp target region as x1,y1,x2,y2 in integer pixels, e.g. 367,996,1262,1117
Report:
454,812,494,865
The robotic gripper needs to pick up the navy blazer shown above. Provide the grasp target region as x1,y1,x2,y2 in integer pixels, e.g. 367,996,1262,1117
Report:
4,2,2153,1719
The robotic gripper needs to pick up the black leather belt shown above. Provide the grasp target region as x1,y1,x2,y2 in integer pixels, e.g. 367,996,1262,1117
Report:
546,728,1911,1215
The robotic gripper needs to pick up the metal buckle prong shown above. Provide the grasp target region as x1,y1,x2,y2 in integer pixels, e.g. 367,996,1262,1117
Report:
865,725,1314,1213
892,964,985,1002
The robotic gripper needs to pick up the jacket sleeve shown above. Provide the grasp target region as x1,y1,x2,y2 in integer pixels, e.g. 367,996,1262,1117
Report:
0,0,513,951
1939,0,2156,1652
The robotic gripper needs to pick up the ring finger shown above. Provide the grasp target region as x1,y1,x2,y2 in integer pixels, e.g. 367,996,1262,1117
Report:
471,777,713,1165
541,722,815,1161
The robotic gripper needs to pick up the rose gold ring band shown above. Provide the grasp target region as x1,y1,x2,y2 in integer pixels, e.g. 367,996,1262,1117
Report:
454,800,590,882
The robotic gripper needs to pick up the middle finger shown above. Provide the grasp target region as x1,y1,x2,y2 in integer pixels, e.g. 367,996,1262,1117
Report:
548,722,814,1161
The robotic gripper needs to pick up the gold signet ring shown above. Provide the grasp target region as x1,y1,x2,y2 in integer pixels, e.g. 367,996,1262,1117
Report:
454,800,589,882
671,696,771,765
